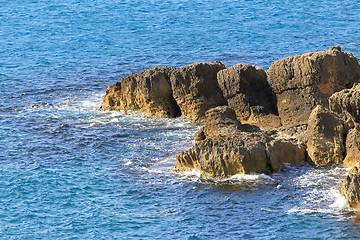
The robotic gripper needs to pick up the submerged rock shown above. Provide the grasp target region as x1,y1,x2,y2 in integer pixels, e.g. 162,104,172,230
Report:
174,106,306,177
267,46,360,127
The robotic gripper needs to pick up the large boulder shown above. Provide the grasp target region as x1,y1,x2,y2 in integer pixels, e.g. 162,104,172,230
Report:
267,46,360,127
174,106,306,177
339,173,360,207
169,61,226,122
217,64,280,128
101,67,181,118
307,105,345,166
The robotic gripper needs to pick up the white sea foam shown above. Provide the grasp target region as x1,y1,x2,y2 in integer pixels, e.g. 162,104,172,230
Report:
330,189,349,210
261,208,279,213
287,207,334,215
284,166,349,215
229,173,272,181
123,159,133,166
179,169,201,178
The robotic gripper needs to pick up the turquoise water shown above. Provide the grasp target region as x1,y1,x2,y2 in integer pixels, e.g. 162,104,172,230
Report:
1,0,360,239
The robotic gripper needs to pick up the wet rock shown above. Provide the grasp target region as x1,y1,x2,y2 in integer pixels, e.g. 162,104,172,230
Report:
169,61,226,122
101,67,181,118
267,46,360,127
174,106,306,177
307,105,345,166
339,173,360,207
217,64,280,128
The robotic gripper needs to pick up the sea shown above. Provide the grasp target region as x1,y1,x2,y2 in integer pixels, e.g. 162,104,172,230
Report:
1,0,360,239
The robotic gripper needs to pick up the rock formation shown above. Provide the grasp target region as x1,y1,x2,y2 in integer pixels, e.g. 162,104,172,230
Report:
101,62,226,122
267,46,360,127
329,83,360,128
328,84,360,168
100,46,360,207
343,128,360,168
169,61,226,121
101,47,360,173
339,173,360,207
217,64,280,128
101,67,181,118
174,106,306,177
307,105,345,166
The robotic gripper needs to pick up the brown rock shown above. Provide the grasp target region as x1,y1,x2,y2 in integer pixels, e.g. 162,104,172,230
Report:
266,138,306,173
343,128,360,168
101,67,181,118
197,105,241,139
169,61,226,122
217,64,280,128
278,124,308,145
174,106,306,177
329,83,360,126
307,105,345,166
349,166,360,175
339,173,360,207
267,46,360,127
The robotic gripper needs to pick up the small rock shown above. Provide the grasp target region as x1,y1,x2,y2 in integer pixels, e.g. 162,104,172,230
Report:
339,173,360,207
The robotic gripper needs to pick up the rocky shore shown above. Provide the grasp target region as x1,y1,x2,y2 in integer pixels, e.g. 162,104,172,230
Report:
101,46,360,208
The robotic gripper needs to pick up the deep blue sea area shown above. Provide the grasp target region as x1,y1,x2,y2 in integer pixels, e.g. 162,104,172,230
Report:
1,0,360,239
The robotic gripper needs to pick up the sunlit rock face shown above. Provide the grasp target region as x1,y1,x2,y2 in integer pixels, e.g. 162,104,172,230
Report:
267,46,360,127
174,106,306,177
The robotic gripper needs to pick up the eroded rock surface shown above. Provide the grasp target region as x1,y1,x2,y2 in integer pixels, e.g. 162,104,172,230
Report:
267,46,360,127
217,64,280,128
328,85,360,168
101,62,226,121
339,173,360,207
343,128,360,168
101,46,360,180
169,61,226,121
101,67,180,118
307,105,345,166
174,106,306,177
329,84,360,129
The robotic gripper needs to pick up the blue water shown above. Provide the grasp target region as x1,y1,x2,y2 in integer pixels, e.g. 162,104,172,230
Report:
1,0,360,239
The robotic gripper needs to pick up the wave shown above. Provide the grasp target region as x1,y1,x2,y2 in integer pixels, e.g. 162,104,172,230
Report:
283,166,350,216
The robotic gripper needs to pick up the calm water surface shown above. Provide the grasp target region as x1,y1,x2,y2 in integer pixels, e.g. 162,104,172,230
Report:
1,0,360,239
